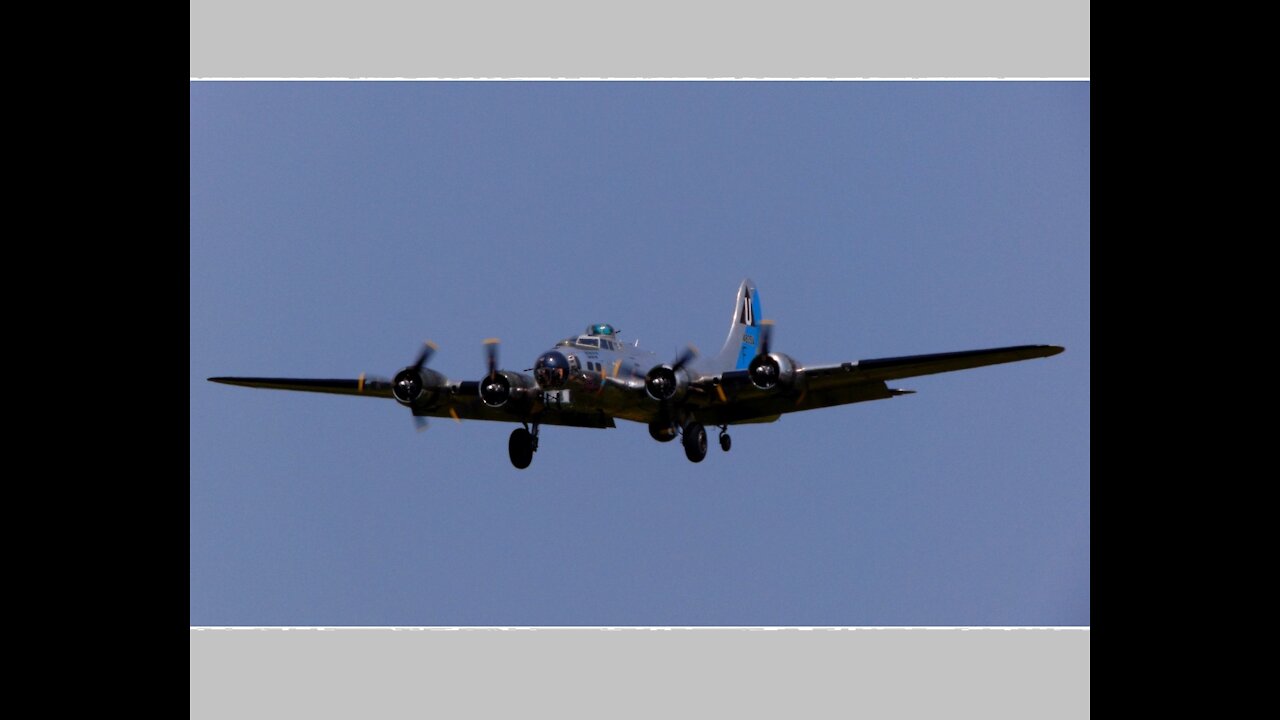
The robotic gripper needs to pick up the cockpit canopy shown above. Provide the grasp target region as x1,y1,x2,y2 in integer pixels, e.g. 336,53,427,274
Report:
555,324,624,351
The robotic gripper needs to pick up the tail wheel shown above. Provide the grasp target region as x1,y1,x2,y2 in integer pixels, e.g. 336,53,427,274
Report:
719,432,731,452
682,422,707,463
508,428,534,469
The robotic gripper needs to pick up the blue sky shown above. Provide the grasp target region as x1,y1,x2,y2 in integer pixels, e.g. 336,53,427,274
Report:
190,81,1088,626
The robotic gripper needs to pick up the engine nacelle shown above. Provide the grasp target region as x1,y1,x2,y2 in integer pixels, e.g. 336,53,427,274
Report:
748,352,797,391
480,370,534,408
645,364,691,403
392,367,447,407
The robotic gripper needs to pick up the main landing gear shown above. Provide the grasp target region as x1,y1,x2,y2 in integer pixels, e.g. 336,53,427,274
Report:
649,418,732,464
508,423,539,469
682,422,708,463
687,424,732,462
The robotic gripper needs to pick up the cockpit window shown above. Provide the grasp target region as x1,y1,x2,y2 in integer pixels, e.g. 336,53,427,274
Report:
577,337,600,348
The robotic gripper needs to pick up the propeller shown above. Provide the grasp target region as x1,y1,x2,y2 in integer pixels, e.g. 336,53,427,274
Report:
484,338,500,379
645,343,699,402
748,320,793,390
672,343,699,372
594,357,625,395
392,340,440,429
412,340,437,371
757,320,774,357
355,371,390,395
479,338,512,407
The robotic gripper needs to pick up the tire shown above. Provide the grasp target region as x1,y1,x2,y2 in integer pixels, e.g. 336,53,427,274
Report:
683,422,707,463
508,428,534,469
719,433,731,452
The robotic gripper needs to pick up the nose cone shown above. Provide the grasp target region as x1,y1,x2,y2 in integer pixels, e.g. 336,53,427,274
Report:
535,351,570,389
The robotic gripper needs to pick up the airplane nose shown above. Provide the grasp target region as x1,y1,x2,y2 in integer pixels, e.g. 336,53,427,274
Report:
534,351,570,389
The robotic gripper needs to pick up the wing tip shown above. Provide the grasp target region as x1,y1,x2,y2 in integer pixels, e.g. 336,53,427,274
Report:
208,376,257,388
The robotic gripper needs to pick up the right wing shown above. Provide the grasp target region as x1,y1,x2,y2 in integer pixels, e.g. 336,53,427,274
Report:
805,345,1066,383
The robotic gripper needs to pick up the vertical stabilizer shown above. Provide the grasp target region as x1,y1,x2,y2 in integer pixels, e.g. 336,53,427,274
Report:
712,279,763,372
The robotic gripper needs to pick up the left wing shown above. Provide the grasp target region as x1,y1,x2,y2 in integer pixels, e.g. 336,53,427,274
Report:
208,376,394,398
687,344,1063,425
207,376,615,428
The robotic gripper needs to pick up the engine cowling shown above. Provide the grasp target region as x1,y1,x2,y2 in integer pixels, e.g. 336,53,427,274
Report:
480,370,534,408
392,366,447,407
747,352,797,391
645,365,690,403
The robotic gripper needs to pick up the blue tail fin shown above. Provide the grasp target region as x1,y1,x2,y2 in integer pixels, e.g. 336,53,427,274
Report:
712,279,763,372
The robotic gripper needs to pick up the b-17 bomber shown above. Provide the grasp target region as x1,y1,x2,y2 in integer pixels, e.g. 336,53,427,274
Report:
210,279,1063,468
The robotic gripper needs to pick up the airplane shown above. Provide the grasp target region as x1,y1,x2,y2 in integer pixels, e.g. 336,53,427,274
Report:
209,279,1063,469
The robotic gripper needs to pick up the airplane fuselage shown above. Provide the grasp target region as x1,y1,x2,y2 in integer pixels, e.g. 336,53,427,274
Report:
532,324,659,424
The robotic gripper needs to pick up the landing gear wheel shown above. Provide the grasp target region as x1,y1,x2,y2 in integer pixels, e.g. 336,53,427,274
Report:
719,432,731,452
508,428,534,469
648,420,678,443
683,422,708,463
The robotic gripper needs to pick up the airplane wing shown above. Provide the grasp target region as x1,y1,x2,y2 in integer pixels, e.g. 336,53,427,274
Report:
208,376,395,398
690,344,1063,425
799,344,1065,384
207,376,615,429
209,344,1059,429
